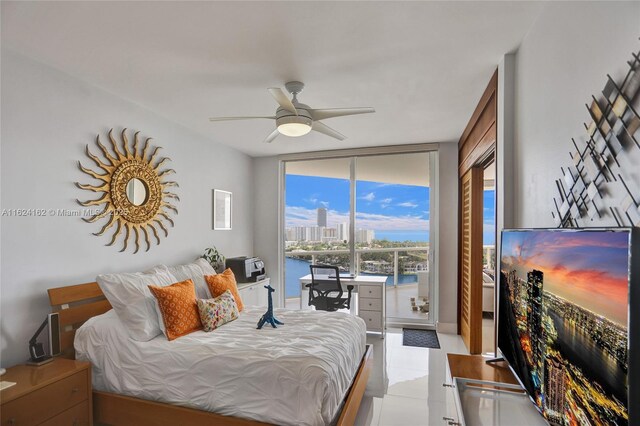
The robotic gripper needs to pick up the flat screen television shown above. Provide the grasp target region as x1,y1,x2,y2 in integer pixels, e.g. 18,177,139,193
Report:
498,228,638,426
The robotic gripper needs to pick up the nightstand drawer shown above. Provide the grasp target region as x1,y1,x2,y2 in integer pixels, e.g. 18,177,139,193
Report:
40,400,89,426
359,297,382,311
1,369,88,425
359,285,382,299
359,310,382,329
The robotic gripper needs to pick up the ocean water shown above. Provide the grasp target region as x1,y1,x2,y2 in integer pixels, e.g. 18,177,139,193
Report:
284,257,417,298
373,230,429,242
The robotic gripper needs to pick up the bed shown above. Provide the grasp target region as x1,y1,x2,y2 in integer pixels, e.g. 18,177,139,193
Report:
48,281,373,426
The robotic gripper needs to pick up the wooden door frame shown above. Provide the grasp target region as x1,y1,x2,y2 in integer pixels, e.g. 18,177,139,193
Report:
457,70,498,349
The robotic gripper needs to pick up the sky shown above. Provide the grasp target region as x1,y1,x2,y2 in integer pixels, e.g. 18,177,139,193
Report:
501,230,630,327
285,174,496,244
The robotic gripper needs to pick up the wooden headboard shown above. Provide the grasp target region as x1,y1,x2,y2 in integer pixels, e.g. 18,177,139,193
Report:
48,282,111,359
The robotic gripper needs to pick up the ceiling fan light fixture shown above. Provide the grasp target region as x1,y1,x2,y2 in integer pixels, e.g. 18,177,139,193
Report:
276,115,312,137
209,82,375,143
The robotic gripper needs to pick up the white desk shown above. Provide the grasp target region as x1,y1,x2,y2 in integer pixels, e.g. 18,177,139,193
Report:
299,274,387,337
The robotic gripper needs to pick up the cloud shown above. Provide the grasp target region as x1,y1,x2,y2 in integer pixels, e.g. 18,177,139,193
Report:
501,231,631,326
360,192,375,202
285,205,428,231
397,201,418,208
380,198,393,208
304,196,318,205
355,211,428,230
319,201,329,207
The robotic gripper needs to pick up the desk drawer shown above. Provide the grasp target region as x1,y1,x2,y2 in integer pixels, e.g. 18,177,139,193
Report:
359,285,382,299
1,369,88,425
359,297,382,311
359,310,382,330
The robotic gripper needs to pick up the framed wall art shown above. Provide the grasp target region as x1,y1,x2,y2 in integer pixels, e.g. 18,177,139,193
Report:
213,189,232,230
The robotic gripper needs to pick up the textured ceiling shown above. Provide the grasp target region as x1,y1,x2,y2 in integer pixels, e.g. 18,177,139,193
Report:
1,1,544,157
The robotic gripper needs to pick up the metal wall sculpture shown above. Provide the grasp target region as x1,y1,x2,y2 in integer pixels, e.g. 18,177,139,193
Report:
552,47,640,228
76,128,179,252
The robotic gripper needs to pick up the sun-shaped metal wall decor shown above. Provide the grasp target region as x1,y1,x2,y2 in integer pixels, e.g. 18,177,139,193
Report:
76,128,179,253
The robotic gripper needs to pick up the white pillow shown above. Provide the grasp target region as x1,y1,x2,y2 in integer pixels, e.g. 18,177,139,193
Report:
97,269,178,341
149,258,216,300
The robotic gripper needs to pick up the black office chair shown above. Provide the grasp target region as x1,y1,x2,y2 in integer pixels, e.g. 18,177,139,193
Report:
306,265,354,312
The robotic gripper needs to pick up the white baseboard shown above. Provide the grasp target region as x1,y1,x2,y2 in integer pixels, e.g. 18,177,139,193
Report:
436,322,458,334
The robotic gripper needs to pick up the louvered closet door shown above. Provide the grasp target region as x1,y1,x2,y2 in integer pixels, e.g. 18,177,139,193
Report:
460,167,483,354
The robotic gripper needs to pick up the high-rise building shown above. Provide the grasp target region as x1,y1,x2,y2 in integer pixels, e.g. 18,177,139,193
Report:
307,226,324,242
289,226,306,241
285,226,327,242
356,229,375,244
322,226,337,243
324,228,337,238
317,207,327,227
337,223,349,241
544,355,566,424
527,269,544,388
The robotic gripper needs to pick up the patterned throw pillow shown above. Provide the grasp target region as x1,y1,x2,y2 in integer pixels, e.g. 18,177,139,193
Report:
197,290,239,332
148,279,203,341
205,268,244,311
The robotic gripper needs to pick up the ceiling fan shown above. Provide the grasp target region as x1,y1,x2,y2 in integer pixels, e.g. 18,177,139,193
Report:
209,81,375,143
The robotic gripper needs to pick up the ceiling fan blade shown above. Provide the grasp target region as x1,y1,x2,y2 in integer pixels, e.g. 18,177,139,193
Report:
263,129,280,144
268,88,298,115
312,121,346,141
209,116,275,122
309,107,375,121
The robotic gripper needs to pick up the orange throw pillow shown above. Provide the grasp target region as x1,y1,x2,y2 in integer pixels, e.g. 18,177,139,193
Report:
205,268,244,312
149,279,202,341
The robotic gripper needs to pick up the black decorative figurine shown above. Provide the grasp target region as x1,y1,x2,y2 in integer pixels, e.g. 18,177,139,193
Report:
257,284,283,329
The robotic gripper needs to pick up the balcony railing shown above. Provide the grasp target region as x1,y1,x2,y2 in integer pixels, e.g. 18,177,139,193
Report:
285,244,496,289
286,246,429,287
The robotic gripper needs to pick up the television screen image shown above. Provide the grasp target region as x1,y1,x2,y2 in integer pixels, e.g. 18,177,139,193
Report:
498,229,631,426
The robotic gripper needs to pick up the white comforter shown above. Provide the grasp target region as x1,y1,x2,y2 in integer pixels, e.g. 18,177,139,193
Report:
75,308,366,426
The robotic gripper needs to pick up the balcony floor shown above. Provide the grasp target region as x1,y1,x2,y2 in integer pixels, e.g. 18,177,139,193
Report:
285,283,430,321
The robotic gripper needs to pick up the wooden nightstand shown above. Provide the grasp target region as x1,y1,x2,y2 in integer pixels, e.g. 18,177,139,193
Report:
0,358,92,425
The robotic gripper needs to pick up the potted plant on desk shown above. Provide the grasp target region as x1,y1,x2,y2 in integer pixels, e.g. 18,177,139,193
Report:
202,246,225,272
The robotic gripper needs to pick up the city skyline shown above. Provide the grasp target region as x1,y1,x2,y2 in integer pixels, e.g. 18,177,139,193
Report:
500,267,628,425
501,230,630,328
286,174,496,244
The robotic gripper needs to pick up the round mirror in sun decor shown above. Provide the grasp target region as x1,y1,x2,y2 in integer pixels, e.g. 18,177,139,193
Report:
75,128,179,253
126,178,149,206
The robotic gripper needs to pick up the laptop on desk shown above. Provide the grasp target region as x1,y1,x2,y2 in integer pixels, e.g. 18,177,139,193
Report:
328,273,356,279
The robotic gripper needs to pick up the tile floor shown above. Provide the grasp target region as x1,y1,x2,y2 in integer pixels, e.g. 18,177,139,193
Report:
354,329,468,426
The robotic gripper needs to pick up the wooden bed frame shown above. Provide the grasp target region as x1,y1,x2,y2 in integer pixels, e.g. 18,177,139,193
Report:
48,282,373,426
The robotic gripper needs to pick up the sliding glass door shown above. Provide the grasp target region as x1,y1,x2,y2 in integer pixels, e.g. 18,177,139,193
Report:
355,153,433,324
283,158,352,309
282,150,437,326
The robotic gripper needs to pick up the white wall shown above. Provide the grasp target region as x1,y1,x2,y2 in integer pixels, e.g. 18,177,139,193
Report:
513,1,640,228
435,143,459,333
252,156,282,307
0,50,255,367
497,53,515,232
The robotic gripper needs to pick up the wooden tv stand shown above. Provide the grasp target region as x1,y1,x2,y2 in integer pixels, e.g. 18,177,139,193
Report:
442,354,546,426
446,353,518,386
